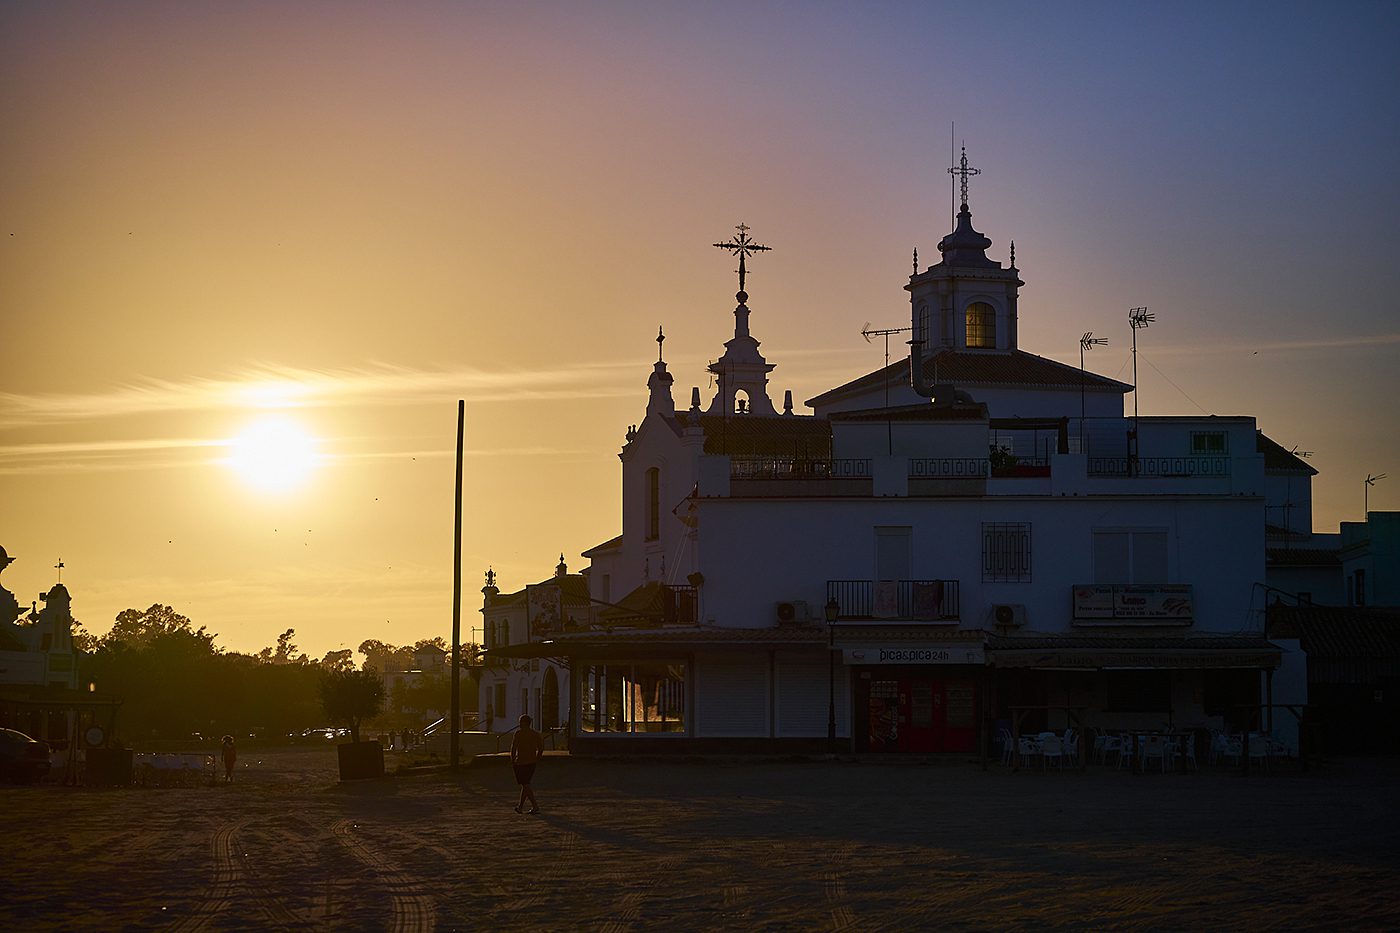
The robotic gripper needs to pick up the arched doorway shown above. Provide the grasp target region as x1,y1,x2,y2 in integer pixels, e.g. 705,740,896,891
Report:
541,667,560,730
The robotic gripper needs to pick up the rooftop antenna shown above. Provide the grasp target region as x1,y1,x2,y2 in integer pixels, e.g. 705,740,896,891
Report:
1365,473,1387,515
948,123,956,230
863,322,914,454
1078,332,1108,447
1289,445,1313,459
1128,306,1154,474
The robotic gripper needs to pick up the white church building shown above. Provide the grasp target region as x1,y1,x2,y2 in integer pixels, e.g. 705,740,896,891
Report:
490,154,1285,755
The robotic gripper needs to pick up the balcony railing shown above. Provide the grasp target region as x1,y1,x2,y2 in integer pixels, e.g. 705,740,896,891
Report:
1087,456,1231,478
731,458,871,480
908,458,988,478
662,585,698,626
825,579,960,622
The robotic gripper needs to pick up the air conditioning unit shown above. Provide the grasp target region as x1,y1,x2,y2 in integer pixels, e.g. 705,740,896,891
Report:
989,603,1027,628
775,600,814,626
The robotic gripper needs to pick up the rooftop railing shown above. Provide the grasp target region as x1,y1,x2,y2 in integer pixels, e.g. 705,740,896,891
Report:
1087,456,1231,478
731,458,872,480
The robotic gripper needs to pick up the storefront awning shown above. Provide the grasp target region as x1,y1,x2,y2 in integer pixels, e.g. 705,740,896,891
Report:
487,625,827,660
987,633,1282,670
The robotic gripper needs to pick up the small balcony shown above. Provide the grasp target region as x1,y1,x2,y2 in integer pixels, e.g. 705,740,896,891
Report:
825,579,961,622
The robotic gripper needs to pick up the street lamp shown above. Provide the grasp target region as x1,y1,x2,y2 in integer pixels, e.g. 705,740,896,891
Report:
825,597,840,751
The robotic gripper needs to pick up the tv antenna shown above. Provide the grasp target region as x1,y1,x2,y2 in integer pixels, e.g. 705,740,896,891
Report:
862,323,913,454
1289,445,1313,459
1128,307,1154,473
1078,332,1108,443
1365,473,1387,514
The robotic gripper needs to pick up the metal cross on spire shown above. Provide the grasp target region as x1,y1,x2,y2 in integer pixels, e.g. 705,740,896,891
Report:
712,223,771,298
948,145,981,210
657,325,665,362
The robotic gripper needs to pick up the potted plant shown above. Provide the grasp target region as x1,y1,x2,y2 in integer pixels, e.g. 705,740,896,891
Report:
319,668,386,780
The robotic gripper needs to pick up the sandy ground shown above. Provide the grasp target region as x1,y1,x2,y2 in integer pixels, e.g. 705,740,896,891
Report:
2,748,1398,931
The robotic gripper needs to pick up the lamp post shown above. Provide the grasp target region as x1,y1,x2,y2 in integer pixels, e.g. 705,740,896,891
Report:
825,597,840,751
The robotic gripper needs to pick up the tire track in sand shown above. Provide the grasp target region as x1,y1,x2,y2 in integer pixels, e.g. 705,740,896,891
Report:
332,818,436,932
168,819,310,932
168,820,246,933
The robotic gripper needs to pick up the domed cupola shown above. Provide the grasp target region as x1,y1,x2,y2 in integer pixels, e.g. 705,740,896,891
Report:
937,147,997,269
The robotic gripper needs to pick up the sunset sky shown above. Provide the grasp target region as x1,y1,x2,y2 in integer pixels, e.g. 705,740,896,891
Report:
3,2,1398,658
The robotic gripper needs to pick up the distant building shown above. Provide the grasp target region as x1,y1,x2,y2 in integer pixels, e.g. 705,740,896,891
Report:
477,558,590,733
492,155,1316,755
0,547,120,771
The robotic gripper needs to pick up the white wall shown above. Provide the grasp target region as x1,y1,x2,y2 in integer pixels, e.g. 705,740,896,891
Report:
695,494,1264,635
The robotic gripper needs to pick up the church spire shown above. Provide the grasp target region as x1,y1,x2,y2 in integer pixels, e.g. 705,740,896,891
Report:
707,223,778,416
937,145,995,268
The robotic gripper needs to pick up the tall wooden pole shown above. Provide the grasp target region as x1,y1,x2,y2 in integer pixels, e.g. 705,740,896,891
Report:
450,400,464,771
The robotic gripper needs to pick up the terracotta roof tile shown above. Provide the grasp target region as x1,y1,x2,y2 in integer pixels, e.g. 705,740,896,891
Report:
808,348,1131,407
1257,431,1319,475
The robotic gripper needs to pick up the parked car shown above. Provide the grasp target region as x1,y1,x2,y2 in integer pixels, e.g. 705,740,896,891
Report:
0,728,52,784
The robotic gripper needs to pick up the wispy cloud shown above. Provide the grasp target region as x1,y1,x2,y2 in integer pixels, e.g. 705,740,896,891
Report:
0,435,596,476
0,360,643,429
1147,333,1400,357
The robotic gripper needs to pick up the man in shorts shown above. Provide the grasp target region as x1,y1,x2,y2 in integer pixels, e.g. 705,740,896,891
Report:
510,714,544,814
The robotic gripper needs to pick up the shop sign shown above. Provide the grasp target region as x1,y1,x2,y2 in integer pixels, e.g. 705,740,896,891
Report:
1072,584,1193,621
843,645,985,665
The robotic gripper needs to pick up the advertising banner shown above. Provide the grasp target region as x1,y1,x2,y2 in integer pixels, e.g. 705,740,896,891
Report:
1072,584,1193,622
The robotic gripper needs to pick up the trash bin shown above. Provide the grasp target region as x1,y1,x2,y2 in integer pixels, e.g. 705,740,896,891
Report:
85,747,134,787
337,741,385,781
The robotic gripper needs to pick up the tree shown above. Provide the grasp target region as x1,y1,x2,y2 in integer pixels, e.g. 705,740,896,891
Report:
321,648,354,671
319,668,385,743
103,604,216,652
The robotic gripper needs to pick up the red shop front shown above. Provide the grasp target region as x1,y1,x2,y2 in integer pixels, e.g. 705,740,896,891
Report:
845,643,987,753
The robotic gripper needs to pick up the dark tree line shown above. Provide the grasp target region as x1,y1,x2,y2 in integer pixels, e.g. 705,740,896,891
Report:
77,604,444,745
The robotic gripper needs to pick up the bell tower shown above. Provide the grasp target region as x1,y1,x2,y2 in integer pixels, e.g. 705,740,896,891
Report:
907,147,1023,354
707,224,777,416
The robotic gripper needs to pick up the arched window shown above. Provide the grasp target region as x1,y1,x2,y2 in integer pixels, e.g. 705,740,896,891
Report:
965,302,996,348
646,467,660,541
734,389,751,414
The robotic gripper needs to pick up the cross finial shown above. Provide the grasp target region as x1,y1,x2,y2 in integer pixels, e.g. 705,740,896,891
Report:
948,145,981,211
54,559,63,583
657,325,665,362
712,223,771,300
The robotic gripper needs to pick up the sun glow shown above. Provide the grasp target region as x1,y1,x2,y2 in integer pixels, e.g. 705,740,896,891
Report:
226,416,321,492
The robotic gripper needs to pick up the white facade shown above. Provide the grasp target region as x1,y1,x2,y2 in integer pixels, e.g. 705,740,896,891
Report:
506,167,1286,754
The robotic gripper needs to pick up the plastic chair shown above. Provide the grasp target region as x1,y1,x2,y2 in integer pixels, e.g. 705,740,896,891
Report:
1247,734,1270,772
1177,733,1198,772
1140,735,1169,773
1040,734,1063,770
998,728,1014,767
1063,730,1080,766
1118,734,1138,769
1018,735,1041,769
1095,732,1122,765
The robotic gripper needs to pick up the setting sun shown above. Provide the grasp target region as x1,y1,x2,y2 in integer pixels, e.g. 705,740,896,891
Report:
225,416,321,492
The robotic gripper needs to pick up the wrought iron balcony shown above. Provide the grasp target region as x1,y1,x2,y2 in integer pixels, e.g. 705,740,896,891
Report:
662,585,698,626
825,579,960,622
